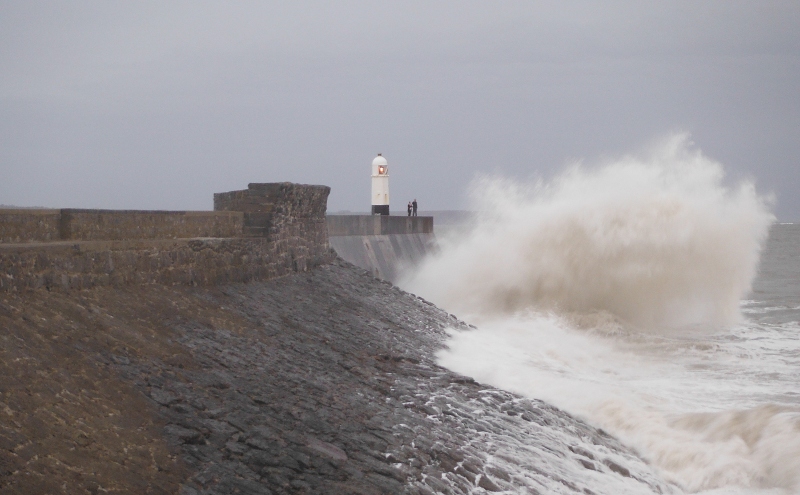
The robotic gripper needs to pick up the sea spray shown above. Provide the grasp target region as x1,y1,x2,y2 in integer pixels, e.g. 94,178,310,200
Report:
402,134,800,493
405,133,773,330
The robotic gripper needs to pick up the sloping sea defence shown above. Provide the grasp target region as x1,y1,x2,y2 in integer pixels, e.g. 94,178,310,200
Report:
328,234,436,283
0,258,674,494
326,215,436,283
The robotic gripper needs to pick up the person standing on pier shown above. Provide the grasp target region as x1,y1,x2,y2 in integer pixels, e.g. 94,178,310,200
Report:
407,201,412,217
412,199,418,216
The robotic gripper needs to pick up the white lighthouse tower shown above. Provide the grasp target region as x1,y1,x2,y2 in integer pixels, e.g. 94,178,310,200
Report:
371,154,390,215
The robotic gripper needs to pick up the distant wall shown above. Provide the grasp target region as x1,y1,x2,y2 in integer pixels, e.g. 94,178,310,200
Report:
326,215,433,236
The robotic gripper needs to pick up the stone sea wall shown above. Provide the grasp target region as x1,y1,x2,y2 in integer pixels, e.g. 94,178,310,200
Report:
215,182,330,240
0,259,673,494
0,187,675,494
0,209,62,244
0,183,332,292
0,237,333,292
215,182,332,274
60,209,244,241
0,209,244,244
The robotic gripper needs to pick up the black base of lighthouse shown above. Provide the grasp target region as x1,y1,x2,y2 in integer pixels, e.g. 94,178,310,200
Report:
371,205,389,216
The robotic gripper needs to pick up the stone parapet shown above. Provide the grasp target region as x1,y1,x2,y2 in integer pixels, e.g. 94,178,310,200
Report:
326,215,433,237
0,209,62,243
214,183,331,264
215,182,330,240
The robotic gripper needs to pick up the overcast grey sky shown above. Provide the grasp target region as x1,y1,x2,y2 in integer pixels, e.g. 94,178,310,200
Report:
2,1,799,219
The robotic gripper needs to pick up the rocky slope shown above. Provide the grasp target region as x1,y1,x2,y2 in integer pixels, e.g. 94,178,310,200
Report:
0,258,675,494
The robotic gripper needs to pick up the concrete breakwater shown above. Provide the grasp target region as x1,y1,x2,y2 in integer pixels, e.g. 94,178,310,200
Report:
327,215,436,282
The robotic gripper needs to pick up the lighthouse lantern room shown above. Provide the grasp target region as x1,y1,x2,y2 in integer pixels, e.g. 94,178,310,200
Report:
371,154,390,215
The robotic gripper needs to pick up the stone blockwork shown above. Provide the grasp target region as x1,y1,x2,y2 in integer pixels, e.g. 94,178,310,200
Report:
0,183,334,292
0,210,243,244
0,238,334,293
214,182,331,269
0,260,675,494
0,209,61,244
60,210,244,241
215,183,330,236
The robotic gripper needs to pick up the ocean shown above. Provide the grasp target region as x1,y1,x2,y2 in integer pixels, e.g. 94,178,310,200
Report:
404,135,800,494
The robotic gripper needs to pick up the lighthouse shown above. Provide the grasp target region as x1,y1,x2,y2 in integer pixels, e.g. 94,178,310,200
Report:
371,154,390,215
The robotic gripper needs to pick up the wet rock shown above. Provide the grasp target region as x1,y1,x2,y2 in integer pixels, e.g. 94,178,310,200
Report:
165,425,205,445
0,258,677,495
307,437,348,461
150,388,179,406
604,459,633,478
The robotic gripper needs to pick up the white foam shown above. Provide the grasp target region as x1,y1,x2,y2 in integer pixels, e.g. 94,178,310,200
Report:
435,313,800,493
